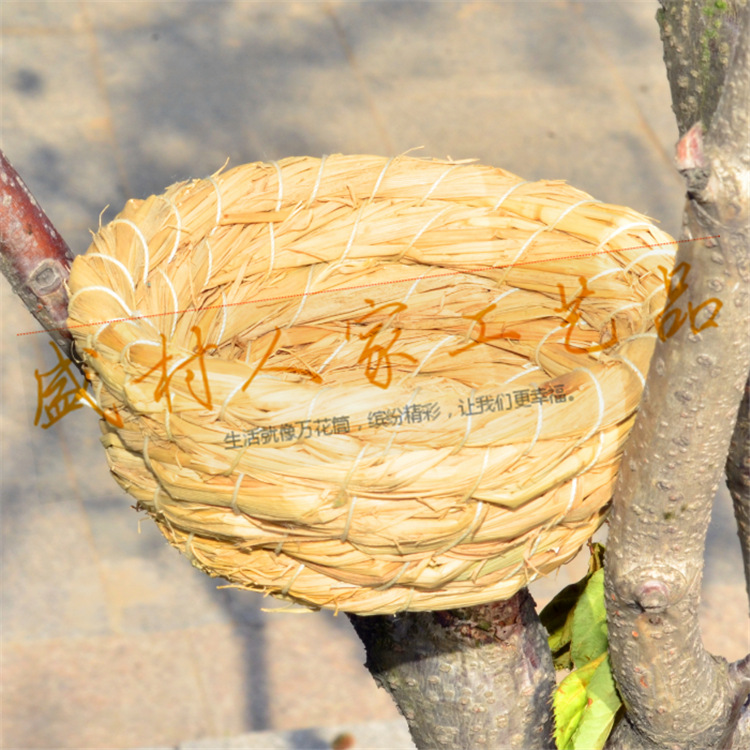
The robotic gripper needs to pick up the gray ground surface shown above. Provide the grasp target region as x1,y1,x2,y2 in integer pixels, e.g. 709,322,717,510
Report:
1,2,747,749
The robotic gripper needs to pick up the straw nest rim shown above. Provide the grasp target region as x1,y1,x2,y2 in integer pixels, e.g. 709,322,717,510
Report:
66,154,675,614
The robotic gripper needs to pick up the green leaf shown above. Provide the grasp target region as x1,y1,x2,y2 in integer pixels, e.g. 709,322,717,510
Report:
539,581,584,670
540,543,606,670
553,652,606,749
569,655,622,750
570,568,608,668
547,545,621,750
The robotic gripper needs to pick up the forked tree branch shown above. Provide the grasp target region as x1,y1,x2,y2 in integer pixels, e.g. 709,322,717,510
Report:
604,2,750,748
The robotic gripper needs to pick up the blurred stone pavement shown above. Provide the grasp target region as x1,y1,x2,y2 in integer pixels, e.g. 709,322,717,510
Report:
1,2,747,749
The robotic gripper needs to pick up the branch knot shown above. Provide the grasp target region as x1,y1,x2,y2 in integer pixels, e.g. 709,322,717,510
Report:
634,579,671,613
615,566,687,613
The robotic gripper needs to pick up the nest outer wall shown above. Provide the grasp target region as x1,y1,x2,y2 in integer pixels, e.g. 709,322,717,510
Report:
66,154,676,615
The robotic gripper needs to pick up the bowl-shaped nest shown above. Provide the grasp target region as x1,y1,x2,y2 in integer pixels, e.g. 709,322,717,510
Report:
67,155,675,614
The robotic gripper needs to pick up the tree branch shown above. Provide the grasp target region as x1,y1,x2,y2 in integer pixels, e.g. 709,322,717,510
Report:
657,0,744,137
604,2,750,747
347,589,556,750
0,149,74,359
726,371,750,612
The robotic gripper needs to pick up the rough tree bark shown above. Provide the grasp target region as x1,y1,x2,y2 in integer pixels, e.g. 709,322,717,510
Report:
348,591,556,750
604,2,750,748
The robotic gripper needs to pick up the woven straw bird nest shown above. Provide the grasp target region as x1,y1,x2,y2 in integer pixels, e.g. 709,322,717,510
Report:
67,154,675,615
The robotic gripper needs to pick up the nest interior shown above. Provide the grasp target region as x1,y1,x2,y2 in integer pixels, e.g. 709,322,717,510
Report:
66,154,676,614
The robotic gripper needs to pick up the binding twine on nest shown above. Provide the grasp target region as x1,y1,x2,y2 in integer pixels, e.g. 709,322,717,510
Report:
67,154,676,615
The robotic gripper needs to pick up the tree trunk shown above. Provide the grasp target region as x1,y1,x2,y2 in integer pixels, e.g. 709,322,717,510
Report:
348,590,556,750
604,2,750,748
